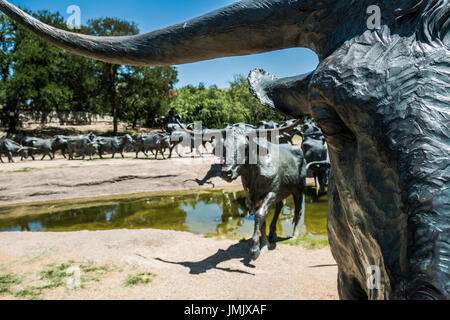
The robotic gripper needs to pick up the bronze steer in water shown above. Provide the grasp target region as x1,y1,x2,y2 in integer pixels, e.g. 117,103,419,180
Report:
220,128,307,260
1,0,448,299
300,121,330,196
180,120,306,260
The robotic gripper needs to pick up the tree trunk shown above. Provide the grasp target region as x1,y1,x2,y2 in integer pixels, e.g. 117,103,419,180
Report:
6,102,17,134
109,64,118,135
112,99,118,135
8,112,17,133
132,100,139,129
1,75,16,133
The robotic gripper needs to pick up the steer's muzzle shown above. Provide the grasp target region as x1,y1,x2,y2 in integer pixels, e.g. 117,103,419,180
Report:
221,165,240,183
19,149,29,159
221,170,234,183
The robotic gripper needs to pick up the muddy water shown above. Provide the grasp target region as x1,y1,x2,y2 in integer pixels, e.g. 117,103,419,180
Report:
0,190,328,238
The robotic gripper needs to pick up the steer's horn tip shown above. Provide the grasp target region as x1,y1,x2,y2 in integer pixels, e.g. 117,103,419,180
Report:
248,69,277,110
175,119,196,136
306,161,331,171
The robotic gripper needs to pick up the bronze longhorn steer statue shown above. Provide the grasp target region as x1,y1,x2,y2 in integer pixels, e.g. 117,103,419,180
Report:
0,0,448,299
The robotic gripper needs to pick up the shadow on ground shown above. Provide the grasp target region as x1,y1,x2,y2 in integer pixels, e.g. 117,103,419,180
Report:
184,163,223,187
156,240,256,275
155,236,296,276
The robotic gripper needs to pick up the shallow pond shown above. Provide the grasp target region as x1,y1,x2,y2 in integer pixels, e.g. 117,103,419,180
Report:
0,190,328,238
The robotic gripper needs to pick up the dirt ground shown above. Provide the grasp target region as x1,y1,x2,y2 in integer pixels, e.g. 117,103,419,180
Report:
0,145,337,300
0,153,242,205
0,229,338,300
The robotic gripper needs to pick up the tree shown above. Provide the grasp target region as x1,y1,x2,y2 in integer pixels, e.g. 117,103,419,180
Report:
0,13,18,131
2,10,98,130
118,66,178,128
87,18,139,135
227,75,284,125
13,11,79,114
172,75,284,128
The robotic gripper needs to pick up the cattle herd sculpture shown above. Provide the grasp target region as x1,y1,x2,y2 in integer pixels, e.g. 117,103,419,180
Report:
0,0,448,300
0,118,326,168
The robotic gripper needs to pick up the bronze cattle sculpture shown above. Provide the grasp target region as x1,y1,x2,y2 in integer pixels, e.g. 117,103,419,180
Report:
0,0,448,300
178,120,307,260
221,130,308,260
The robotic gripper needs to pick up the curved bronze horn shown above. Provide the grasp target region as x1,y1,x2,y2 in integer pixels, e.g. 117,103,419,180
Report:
175,120,195,136
17,147,38,152
175,120,225,138
306,160,331,171
0,0,317,66
256,118,302,136
301,131,323,138
176,118,301,139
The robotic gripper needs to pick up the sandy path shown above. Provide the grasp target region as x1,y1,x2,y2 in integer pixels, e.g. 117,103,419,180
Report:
0,229,338,300
0,154,242,205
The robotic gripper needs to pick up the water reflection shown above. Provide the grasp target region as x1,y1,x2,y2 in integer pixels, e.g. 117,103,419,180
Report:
0,190,328,238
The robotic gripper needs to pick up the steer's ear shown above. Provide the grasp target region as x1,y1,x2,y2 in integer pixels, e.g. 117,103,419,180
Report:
248,69,313,118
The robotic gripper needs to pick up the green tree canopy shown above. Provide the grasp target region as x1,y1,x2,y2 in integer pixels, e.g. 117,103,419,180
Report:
86,17,140,134
172,75,284,128
10,11,97,113
118,66,178,128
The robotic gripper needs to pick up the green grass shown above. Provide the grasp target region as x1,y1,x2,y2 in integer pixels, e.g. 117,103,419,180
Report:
0,167,37,174
38,262,78,290
79,261,122,283
80,261,112,274
13,287,42,300
124,272,156,287
9,261,119,299
39,261,119,288
6,263,75,299
203,233,216,239
14,167,35,173
0,274,22,294
203,233,328,249
280,237,329,250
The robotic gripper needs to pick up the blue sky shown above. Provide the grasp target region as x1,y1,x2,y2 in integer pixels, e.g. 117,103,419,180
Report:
9,0,319,88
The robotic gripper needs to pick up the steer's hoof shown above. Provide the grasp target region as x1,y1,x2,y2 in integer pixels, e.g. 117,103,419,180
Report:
269,234,278,244
249,247,261,261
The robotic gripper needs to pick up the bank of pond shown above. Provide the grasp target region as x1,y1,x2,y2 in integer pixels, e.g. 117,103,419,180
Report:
0,189,328,239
